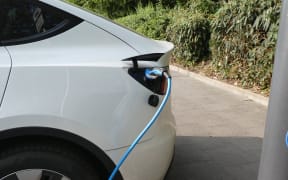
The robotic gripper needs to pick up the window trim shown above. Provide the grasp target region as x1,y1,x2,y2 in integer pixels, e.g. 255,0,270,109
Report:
0,1,83,46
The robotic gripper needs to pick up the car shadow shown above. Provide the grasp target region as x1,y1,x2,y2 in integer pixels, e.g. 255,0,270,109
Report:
165,136,262,180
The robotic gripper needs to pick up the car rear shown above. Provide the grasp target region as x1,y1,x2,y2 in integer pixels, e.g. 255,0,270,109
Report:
2,0,176,179
41,1,176,179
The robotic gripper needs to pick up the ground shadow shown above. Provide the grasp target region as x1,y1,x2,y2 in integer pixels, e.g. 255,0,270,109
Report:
165,136,262,180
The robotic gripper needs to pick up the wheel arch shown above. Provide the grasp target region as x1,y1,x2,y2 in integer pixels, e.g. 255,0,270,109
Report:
0,127,123,180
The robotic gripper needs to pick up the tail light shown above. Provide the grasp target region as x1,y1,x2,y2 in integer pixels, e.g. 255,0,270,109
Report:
160,72,168,94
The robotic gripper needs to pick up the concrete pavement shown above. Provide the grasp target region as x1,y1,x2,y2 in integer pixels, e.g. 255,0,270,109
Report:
165,71,267,180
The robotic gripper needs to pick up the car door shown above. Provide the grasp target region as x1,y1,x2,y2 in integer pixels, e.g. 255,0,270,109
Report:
0,48,11,107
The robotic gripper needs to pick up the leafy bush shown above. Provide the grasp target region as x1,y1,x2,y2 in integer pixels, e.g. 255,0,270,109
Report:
68,0,154,18
187,0,221,15
159,0,189,7
67,0,185,18
167,9,211,62
116,5,171,40
211,0,281,90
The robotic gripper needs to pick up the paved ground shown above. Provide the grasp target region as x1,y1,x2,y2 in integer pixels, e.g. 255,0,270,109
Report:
165,71,268,180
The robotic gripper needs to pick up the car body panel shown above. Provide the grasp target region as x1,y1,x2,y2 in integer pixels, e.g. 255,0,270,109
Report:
107,99,175,180
0,48,11,107
40,0,174,62
1,21,162,150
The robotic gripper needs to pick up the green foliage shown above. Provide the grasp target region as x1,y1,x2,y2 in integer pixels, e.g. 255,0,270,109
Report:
116,5,171,40
159,0,189,7
188,0,221,15
158,0,177,8
67,0,184,18
210,0,281,90
68,0,153,18
167,9,211,62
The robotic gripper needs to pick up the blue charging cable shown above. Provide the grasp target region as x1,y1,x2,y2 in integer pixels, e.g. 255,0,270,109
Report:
108,69,172,180
285,131,288,148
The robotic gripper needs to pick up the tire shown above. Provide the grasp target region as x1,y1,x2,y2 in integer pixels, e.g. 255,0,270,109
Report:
0,141,102,180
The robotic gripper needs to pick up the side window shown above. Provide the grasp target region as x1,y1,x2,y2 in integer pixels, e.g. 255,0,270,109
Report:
0,0,82,45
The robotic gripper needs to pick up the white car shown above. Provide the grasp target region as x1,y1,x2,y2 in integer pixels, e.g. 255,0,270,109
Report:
0,0,175,180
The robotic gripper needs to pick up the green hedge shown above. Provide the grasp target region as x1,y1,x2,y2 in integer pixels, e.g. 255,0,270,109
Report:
116,5,171,40
67,0,186,18
211,0,281,90
187,0,221,15
67,0,141,18
167,9,211,62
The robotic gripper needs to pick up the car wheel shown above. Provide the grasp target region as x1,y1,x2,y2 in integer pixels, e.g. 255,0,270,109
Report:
0,141,101,180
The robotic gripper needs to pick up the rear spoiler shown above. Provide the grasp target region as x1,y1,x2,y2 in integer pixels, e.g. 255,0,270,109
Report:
122,53,164,69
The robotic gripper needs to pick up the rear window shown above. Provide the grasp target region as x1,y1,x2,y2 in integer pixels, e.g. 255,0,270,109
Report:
0,0,82,45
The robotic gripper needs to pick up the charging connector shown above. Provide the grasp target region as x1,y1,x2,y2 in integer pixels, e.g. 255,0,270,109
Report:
145,69,163,80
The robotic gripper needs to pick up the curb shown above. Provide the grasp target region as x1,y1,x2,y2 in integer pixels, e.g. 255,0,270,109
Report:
170,65,269,107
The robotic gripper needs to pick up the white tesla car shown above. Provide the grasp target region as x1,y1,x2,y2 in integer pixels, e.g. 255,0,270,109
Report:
0,0,175,179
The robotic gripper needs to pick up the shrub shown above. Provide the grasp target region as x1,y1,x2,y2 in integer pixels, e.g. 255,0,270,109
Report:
67,0,183,18
167,9,211,62
187,0,221,15
159,0,189,7
116,5,171,40
210,0,281,90
68,0,153,18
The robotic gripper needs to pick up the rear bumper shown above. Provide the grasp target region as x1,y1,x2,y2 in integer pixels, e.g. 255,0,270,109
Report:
106,115,176,180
